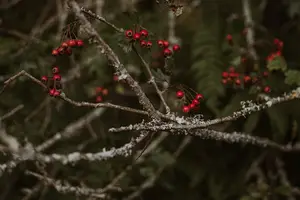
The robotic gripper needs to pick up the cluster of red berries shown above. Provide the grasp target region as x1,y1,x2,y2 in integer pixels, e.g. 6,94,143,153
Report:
176,90,204,113
95,87,108,102
221,66,271,93
222,34,285,94
124,28,180,57
156,39,180,57
266,38,283,62
125,29,152,47
226,32,284,63
41,67,62,97
51,39,84,56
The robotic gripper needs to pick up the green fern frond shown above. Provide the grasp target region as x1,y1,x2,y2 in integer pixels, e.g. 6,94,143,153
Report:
191,28,225,115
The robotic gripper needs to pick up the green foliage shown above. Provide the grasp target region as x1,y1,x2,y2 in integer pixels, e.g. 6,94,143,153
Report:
274,185,293,196
266,105,289,141
221,93,248,116
150,149,175,166
266,56,287,72
284,69,300,86
191,26,225,115
243,112,261,133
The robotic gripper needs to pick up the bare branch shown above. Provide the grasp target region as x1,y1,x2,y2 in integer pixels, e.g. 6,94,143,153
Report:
68,0,160,119
80,7,123,33
0,104,24,121
125,136,191,200
109,87,300,132
242,0,258,62
26,171,106,199
0,70,154,117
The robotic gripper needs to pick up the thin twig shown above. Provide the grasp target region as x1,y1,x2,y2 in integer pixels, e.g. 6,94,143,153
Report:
1,104,24,120
132,46,170,114
103,132,168,192
125,136,191,200
0,70,154,117
26,171,106,199
80,7,124,33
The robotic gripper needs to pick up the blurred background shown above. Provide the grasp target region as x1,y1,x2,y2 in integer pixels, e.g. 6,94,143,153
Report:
1,0,300,199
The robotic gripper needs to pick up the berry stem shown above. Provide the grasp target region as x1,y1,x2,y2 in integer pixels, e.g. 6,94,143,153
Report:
132,45,171,114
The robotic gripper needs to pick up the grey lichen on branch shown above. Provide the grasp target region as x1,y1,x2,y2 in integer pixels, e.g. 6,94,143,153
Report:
110,87,300,132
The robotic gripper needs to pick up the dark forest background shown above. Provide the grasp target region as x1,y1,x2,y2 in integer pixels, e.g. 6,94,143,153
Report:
1,0,300,199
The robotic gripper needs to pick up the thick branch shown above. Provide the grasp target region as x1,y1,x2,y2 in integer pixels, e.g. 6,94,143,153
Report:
110,87,300,132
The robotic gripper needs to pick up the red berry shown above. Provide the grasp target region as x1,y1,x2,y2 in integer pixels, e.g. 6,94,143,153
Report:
226,34,232,41
76,40,84,47
96,87,102,93
235,79,241,85
49,89,56,96
242,28,247,35
182,105,190,113
163,40,169,48
140,40,147,47
275,51,281,56
222,79,227,84
41,76,48,81
125,30,133,38
52,49,59,56
133,33,141,40
241,57,247,63
157,40,164,47
163,48,172,57
52,67,59,74
68,40,76,47
264,86,271,93
96,96,102,102
176,90,184,99
113,75,119,81
243,75,251,83
102,88,108,96
222,72,229,78
228,67,235,73
190,103,196,109
53,74,61,81
65,47,72,55
172,44,180,51
192,99,200,105
195,94,203,100
266,54,274,61
263,71,269,77
277,42,283,49
61,42,68,48
140,29,148,37
58,47,64,54
229,72,239,78
54,90,61,97
273,38,280,44
146,41,152,48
